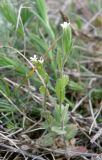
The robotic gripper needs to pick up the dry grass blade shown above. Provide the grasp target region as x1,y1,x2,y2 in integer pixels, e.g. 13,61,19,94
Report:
91,128,102,143
0,89,35,123
0,132,19,149
0,143,45,160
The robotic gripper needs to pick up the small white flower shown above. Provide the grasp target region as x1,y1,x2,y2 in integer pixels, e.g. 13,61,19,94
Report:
38,57,44,64
30,55,44,64
60,22,70,29
30,54,38,62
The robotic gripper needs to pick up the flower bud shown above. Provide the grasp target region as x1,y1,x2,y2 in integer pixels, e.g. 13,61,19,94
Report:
61,22,72,56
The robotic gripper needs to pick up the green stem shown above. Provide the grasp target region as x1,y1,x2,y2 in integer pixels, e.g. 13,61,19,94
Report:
43,83,47,111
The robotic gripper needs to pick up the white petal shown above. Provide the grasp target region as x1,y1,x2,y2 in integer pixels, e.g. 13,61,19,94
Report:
60,22,70,29
30,57,34,61
33,55,37,59
38,57,44,64
30,54,38,62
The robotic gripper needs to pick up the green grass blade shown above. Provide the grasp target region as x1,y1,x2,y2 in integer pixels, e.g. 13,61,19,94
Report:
36,0,49,25
0,0,17,25
0,99,16,112
0,54,28,76
31,0,55,39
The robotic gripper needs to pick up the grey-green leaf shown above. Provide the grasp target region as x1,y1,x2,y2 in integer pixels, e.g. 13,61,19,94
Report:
55,75,69,103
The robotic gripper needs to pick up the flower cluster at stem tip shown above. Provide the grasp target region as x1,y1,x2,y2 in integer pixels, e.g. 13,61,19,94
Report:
30,22,71,64
60,21,70,29
30,55,44,64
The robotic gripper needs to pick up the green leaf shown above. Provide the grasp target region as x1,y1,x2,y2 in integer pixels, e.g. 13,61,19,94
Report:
42,111,53,127
61,23,72,56
39,85,46,95
51,126,66,135
37,133,54,146
69,80,84,91
61,104,69,125
56,75,69,103
54,104,69,125
65,124,77,140
54,105,62,124
56,51,63,71
37,64,49,84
